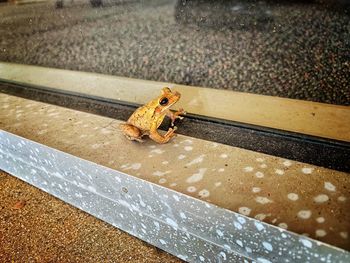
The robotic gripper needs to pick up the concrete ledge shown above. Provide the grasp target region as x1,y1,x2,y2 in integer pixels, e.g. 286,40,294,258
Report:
0,62,349,142
1,93,349,254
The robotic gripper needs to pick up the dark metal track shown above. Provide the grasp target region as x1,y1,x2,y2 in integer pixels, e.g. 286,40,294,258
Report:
1,80,349,172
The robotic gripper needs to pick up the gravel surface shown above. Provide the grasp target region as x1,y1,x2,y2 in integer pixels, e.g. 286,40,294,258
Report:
0,0,349,105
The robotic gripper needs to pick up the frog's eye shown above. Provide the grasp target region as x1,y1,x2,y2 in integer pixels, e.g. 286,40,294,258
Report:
159,97,169,106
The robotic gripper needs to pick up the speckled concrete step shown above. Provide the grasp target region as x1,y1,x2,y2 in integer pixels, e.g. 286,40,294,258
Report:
0,93,349,251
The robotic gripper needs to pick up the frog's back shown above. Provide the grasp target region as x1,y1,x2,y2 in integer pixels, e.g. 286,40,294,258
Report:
127,105,164,132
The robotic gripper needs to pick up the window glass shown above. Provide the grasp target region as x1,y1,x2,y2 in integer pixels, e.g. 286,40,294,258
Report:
0,0,349,105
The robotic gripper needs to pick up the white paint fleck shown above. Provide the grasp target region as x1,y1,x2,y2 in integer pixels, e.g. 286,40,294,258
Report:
275,169,284,175
255,197,273,204
237,216,246,225
314,194,329,203
255,172,264,178
278,223,288,229
252,187,261,193
255,214,267,220
218,168,225,172
260,163,267,169
215,182,222,187
184,146,193,151
162,161,169,165
198,189,210,198
216,229,224,237
178,154,186,160
257,258,272,263
219,252,226,260
283,160,292,167
159,178,167,184
186,168,207,183
254,221,265,231
324,182,336,192
152,170,171,176
316,217,325,223
262,242,273,251
287,193,299,201
180,212,187,219
150,148,165,154
302,167,314,174
340,232,348,239
199,256,205,262
236,240,243,247
220,153,228,159
186,154,205,166
256,158,264,162
234,221,243,230
173,195,180,201
300,239,313,248
315,229,327,237
37,129,48,135
243,166,254,172
298,210,312,219
124,163,142,170
238,207,251,216
91,143,102,149
187,186,197,193
159,239,167,245
338,196,346,202
166,218,178,228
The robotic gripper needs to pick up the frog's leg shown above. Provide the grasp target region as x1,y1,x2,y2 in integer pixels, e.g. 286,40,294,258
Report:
120,123,144,143
149,124,177,144
166,108,186,126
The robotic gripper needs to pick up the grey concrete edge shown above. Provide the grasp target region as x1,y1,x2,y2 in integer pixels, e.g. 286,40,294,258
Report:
0,130,349,263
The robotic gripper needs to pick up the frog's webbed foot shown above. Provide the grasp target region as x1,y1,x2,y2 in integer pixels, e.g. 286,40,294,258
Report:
167,108,186,126
120,123,144,143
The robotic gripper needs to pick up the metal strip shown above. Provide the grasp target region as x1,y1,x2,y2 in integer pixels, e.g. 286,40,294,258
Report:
0,130,349,263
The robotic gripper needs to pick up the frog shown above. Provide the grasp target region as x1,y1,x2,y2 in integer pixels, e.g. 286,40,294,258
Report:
120,87,186,144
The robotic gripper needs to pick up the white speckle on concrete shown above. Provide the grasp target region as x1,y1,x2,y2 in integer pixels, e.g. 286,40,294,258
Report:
243,166,254,172
287,193,299,201
186,168,207,183
314,194,329,203
187,186,197,193
300,238,312,248
255,197,273,204
315,229,327,237
198,189,210,198
238,207,251,216
316,217,325,223
324,182,336,192
298,210,312,219
186,154,205,166
262,242,273,251
302,167,314,174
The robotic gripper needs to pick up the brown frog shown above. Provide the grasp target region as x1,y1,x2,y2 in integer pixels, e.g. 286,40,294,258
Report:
120,87,186,144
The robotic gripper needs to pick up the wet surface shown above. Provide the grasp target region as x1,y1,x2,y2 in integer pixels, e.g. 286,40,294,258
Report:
0,0,349,105
1,94,349,251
